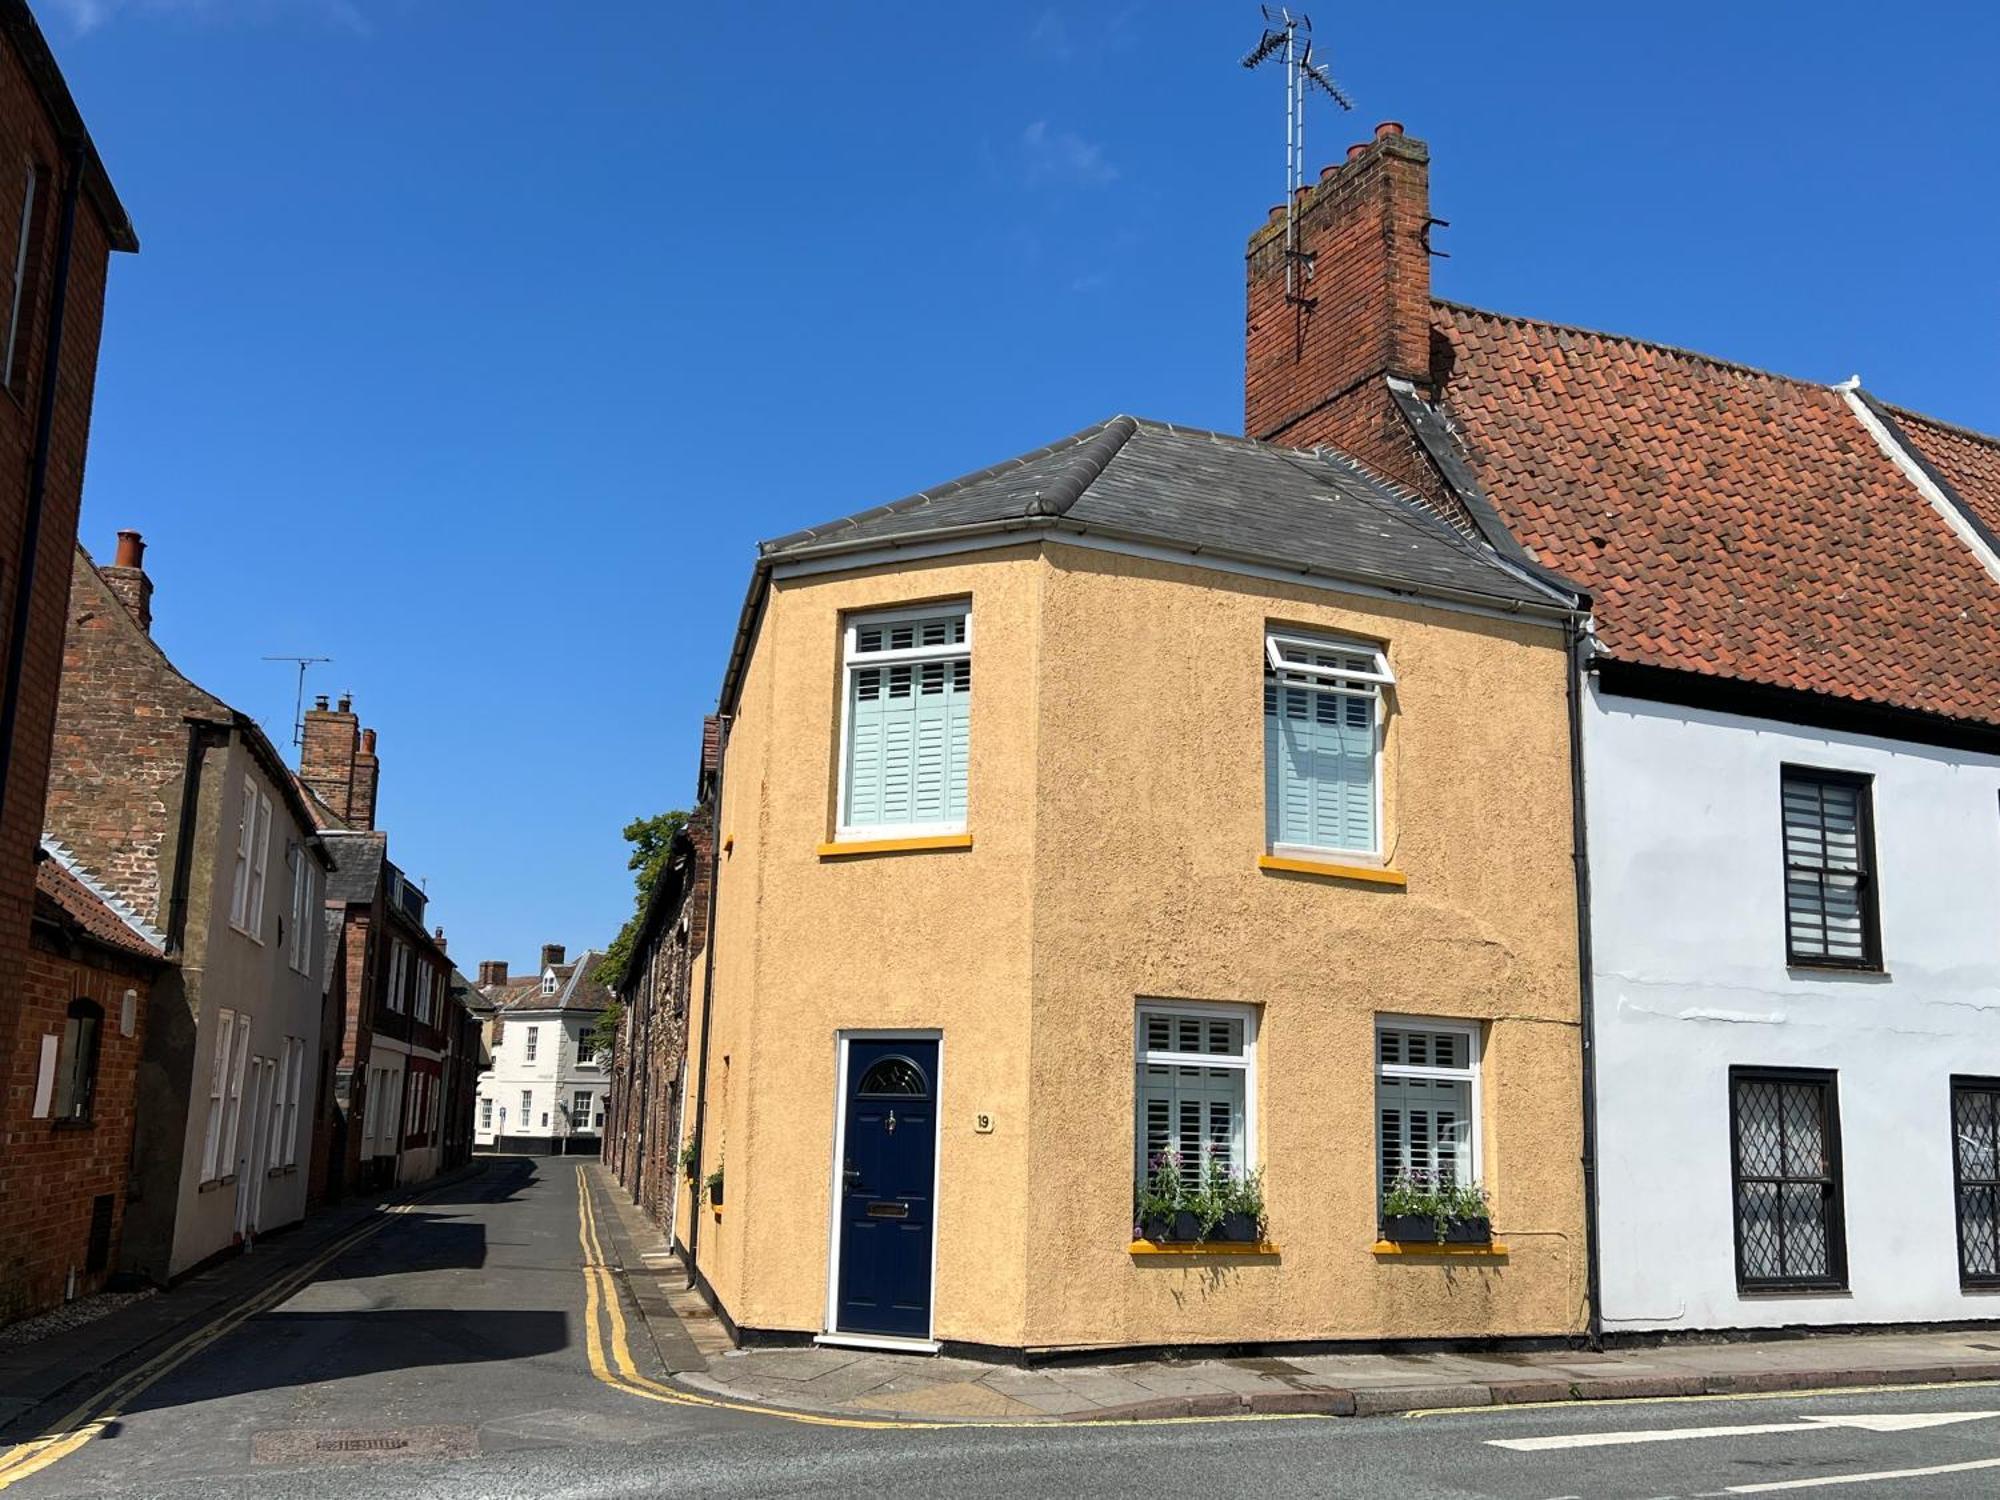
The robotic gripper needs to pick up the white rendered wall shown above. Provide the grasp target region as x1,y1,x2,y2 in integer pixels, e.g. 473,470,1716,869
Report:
1586,684,2000,1331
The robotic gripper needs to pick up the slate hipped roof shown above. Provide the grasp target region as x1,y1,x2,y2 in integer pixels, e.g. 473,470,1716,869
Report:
1424,304,2000,731
762,415,1573,613
483,949,612,1015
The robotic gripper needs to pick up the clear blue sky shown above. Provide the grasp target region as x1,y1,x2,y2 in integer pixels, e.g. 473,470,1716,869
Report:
47,1,2000,970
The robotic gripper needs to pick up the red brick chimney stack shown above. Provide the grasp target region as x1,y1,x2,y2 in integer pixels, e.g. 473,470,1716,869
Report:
477,959,508,987
99,529,154,635
540,943,565,971
350,725,380,830
1244,120,1437,495
299,693,360,822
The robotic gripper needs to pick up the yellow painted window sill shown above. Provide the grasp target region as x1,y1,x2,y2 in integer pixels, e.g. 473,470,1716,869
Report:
818,833,973,859
1372,1240,1508,1257
1127,1240,1281,1257
1258,854,1407,886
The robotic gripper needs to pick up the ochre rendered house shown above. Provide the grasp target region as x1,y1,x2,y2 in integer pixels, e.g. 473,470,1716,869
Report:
681,418,1591,1353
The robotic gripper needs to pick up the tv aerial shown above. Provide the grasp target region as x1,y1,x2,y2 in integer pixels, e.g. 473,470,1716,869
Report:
1243,8,1353,302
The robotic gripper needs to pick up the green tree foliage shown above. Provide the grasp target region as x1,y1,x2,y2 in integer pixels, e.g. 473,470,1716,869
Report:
593,809,691,996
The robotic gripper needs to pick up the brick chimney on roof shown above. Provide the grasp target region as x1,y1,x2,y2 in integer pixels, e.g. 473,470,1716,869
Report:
540,943,565,971
350,726,380,829
1244,120,1442,498
99,530,153,634
478,959,508,987
300,698,382,830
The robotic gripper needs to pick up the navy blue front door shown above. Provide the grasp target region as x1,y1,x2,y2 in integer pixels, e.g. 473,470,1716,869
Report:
836,1038,938,1338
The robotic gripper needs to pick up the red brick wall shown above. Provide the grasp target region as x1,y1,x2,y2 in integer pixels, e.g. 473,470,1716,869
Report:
44,552,229,927
0,927,156,1322
0,30,119,1098
1243,124,1467,526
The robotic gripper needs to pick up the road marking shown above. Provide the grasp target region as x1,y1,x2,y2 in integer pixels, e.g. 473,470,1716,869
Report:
568,1167,1322,1433
1490,1410,2000,1452
1719,1455,2000,1492
1407,1378,2000,1421
0,1194,432,1491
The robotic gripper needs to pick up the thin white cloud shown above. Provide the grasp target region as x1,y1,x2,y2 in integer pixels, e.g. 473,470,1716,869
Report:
50,0,371,37
1021,120,1117,188
1028,9,1073,62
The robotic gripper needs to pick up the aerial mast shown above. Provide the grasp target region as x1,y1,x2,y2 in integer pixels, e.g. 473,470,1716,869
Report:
1242,7,1353,303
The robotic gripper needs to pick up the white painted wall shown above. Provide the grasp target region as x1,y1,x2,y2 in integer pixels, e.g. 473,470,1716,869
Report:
1586,683,2000,1331
474,1001,605,1145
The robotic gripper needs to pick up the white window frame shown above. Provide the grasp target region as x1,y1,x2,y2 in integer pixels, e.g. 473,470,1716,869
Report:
200,1008,236,1181
242,790,272,940
520,1088,533,1125
480,1096,493,1131
1264,630,1393,862
222,1018,251,1174
1374,1015,1483,1193
3,164,35,387
388,941,409,1014
541,970,559,996
1132,999,1259,1190
833,601,972,842
413,959,431,1025
228,778,256,932
575,1026,596,1067
524,1024,539,1063
287,850,315,974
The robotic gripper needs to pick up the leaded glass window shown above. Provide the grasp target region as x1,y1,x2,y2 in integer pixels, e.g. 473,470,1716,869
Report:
1730,1069,1846,1290
1954,1079,2000,1288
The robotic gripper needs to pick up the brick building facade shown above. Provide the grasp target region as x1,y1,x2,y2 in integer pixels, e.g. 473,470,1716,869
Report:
604,730,714,1249
46,539,334,1284
0,1,137,1324
0,841,163,1320
299,696,470,1196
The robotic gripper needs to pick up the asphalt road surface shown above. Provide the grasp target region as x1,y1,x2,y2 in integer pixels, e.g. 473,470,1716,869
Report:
5,1159,1999,1498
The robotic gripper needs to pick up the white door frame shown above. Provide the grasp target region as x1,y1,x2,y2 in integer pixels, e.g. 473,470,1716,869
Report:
820,1028,944,1351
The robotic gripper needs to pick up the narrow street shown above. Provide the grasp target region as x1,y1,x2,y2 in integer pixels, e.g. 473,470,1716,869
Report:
0,1161,1995,1498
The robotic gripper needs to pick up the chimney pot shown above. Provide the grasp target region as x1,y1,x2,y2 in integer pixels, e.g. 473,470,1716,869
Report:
114,530,144,569
362,728,377,753
337,693,352,713
100,531,154,634
1375,120,1404,139
1346,143,1368,162
1320,163,1340,182
314,694,329,711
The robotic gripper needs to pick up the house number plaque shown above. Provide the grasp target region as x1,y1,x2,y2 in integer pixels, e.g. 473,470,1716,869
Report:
974,1112,994,1134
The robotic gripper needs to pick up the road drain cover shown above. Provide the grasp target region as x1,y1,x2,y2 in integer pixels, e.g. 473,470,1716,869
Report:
252,1425,478,1465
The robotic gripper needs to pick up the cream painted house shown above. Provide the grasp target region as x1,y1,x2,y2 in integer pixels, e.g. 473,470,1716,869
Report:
677,417,1590,1354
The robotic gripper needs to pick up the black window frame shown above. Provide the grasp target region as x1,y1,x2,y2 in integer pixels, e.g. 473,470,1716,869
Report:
53,998,103,1125
1779,764,1882,971
1728,1066,1848,1293
1952,1075,2000,1291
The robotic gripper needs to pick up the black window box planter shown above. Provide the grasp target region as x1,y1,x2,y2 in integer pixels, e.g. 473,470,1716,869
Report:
1137,1210,1262,1245
1381,1213,1491,1245
707,1180,724,1207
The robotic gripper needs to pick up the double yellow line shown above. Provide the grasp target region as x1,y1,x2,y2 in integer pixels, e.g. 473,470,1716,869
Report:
0,1198,423,1491
571,1167,1319,1432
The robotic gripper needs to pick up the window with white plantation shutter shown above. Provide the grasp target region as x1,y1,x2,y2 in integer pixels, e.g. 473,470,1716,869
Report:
840,605,970,837
1135,1004,1255,1191
1376,1022,1479,1199
1264,632,1391,857
1781,767,1880,968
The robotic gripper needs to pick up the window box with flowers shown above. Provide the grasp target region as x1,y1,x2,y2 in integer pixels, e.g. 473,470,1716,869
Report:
1380,1172,1491,1245
1134,1153,1267,1245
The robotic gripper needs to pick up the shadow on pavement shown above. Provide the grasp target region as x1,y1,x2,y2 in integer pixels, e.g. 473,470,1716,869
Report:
111,1308,572,1416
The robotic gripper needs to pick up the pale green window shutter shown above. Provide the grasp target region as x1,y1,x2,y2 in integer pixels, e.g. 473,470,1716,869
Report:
1264,677,1377,852
843,611,970,830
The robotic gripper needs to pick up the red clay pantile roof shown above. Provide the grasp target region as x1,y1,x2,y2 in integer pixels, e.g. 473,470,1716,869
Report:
36,843,166,960
1888,405,2000,544
1431,301,2000,729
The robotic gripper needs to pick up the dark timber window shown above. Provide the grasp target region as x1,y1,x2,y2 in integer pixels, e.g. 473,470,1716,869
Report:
1730,1068,1846,1292
53,999,103,1123
1781,767,1880,968
1953,1078,2000,1289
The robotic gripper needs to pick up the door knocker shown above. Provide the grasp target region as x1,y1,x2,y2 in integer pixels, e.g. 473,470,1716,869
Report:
885,1109,897,1134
